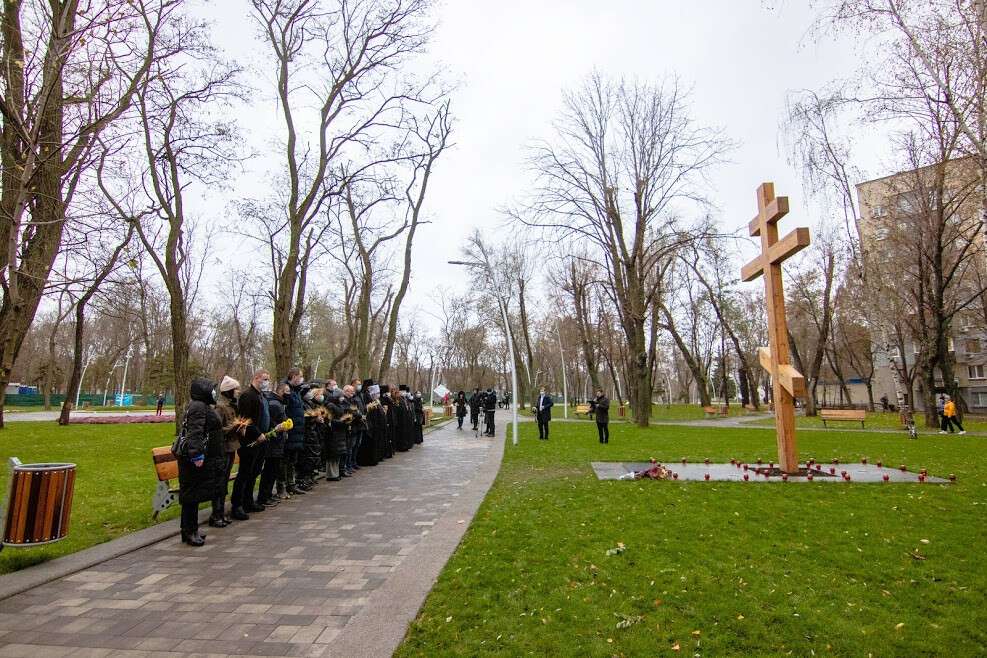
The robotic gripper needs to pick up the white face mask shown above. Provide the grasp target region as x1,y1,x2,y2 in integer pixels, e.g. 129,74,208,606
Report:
259,379,271,392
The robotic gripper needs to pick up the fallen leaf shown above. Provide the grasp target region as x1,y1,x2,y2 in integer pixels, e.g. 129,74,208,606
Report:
691,630,701,637
445,616,453,623
895,623,904,631
919,538,930,544
736,614,745,620
671,642,681,651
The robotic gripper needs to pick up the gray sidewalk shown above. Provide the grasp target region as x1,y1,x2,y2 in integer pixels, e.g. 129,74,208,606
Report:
0,419,506,657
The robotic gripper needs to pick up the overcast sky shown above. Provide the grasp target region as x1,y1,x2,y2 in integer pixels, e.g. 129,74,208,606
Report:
196,0,888,329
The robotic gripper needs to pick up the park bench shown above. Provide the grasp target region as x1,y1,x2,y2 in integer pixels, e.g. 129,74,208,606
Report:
703,406,729,418
819,409,866,429
151,447,238,519
574,404,592,417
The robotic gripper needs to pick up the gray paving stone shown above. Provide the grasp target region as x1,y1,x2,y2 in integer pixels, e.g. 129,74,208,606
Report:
0,420,505,656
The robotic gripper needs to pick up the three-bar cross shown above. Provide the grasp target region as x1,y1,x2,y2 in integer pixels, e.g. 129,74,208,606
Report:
741,182,810,474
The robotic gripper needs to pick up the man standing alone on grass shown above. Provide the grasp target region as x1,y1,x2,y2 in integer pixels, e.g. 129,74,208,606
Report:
156,392,165,416
535,386,554,440
591,389,610,444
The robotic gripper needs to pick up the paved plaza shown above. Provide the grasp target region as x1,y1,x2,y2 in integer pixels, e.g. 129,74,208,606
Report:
0,419,506,657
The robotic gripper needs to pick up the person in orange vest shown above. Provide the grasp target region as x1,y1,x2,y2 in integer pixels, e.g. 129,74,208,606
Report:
942,396,966,435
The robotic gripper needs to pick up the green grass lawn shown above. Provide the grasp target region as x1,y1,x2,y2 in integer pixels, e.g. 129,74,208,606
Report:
522,403,757,422
397,423,987,657
0,422,177,574
744,410,987,434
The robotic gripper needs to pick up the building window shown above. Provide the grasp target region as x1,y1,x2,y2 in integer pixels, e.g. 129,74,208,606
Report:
969,365,985,380
967,339,981,354
976,392,987,407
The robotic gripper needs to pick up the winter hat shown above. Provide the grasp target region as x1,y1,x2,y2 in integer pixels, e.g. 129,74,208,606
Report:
219,376,240,393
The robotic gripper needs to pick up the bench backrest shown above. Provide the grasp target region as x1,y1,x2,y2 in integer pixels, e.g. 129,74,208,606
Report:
820,409,865,420
575,405,591,412
152,447,178,482
153,446,239,482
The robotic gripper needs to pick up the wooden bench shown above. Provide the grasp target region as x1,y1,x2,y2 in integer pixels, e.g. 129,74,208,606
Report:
703,406,729,418
574,404,592,417
151,447,238,519
819,409,866,429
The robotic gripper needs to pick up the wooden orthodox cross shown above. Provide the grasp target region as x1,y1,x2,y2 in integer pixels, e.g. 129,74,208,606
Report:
741,183,810,474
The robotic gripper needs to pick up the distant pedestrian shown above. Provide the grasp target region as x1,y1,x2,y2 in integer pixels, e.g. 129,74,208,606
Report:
942,396,966,434
936,394,947,433
880,395,889,412
468,387,482,431
483,388,497,436
591,389,610,444
156,392,165,416
455,391,467,429
535,387,554,440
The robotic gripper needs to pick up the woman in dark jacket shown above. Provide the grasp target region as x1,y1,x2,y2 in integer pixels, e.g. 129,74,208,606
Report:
177,379,225,546
322,393,349,480
454,391,467,430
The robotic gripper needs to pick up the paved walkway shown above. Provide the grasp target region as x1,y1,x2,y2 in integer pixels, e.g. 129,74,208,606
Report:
0,419,506,657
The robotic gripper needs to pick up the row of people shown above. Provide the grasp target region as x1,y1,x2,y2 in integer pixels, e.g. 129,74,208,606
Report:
175,369,427,546
451,388,498,435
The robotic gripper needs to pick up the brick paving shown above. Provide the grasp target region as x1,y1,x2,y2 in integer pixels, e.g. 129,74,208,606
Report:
0,419,503,657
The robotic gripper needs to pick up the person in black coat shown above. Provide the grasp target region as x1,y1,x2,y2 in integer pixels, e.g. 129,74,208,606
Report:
412,391,425,444
212,376,241,527
483,388,497,436
454,391,467,429
363,384,387,464
257,383,288,506
590,389,610,444
231,369,271,520
468,387,482,431
322,391,348,480
177,378,225,546
283,372,307,496
299,388,326,488
357,380,380,466
534,387,554,440
379,385,395,459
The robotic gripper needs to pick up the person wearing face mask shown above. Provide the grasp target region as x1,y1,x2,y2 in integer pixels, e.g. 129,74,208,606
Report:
211,375,241,527
379,384,395,459
176,378,225,546
283,368,307,497
321,387,348,480
298,387,325,489
231,369,272,520
360,381,384,466
341,384,365,475
256,381,288,507
535,386,555,440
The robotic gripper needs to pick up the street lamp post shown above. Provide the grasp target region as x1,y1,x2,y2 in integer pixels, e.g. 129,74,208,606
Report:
449,258,519,445
556,319,568,419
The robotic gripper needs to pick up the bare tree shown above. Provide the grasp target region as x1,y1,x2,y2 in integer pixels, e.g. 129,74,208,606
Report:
520,73,732,425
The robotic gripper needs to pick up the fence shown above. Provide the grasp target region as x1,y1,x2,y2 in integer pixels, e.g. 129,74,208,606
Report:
4,393,174,408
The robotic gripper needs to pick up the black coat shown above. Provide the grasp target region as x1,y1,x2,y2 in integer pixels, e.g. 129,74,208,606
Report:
363,398,387,464
323,400,349,458
483,392,497,411
284,386,306,451
237,385,270,441
592,395,611,424
265,392,286,458
534,393,554,421
455,395,467,417
468,392,483,413
178,379,225,505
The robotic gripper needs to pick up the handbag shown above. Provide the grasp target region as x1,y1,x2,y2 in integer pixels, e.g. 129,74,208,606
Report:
171,414,190,458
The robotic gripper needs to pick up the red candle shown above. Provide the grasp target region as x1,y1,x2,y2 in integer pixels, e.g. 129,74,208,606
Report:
743,473,749,481
900,464,907,472
949,474,956,482
882,474,889,482
807,473,814,481
781,473,789,482
876,461,883,468
918,474,926,483
704,473,710,481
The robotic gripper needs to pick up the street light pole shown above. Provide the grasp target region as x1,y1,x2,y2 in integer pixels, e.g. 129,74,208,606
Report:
449,258,519,445
556,319,568,419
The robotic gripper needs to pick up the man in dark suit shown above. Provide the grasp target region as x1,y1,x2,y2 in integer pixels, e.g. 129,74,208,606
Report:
591,389,610,444
535,387,554,440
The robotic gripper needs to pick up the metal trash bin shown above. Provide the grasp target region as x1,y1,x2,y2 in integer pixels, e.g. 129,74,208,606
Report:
2,458,76,549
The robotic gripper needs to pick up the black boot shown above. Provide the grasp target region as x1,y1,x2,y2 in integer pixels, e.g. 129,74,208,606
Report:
181,530,205,546
231,507,250,521
208,515,229,528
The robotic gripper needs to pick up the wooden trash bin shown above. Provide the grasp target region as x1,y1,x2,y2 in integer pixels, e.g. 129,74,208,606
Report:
2,458,76,549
